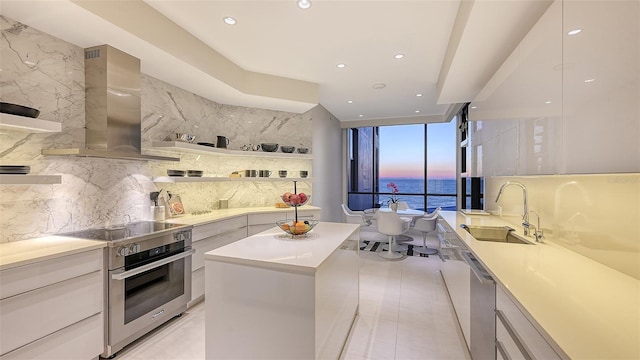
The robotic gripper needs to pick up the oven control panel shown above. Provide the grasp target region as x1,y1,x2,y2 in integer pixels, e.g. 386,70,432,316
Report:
117,243,140,257
174,230,191,243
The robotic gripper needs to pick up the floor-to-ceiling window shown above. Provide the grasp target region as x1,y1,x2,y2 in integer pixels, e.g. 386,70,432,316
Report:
347,121,457,212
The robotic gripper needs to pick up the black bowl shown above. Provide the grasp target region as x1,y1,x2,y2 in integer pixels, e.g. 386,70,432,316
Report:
167,169,186,177
0,102,40,118
261,143,279,152
187,170,203,177
281,146,296,153
296,147,309,154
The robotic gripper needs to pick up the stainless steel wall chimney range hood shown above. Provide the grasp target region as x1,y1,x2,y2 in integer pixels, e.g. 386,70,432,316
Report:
42,45,179,162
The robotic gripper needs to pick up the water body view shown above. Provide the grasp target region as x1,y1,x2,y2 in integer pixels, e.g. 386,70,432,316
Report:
380,177,457,212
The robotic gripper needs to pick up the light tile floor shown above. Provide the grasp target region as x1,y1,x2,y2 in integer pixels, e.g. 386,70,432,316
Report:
115,233,470,360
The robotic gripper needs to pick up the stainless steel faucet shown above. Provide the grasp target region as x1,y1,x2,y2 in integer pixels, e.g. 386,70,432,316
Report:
495,181,531,236
528,210,544,242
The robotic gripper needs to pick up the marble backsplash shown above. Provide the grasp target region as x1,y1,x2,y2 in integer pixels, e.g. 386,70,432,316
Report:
0,16,313,242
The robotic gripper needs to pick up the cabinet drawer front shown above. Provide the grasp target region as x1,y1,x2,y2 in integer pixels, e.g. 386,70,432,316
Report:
1,313,103,360
192,216,247,241
191,267,205,304
496,286,561,360
248,210,320,227
287,210,320,221
248,224,276,236
248,212,283,225
0,248,103,299
0,270,103,355
496,313,529,360
192,228,247,271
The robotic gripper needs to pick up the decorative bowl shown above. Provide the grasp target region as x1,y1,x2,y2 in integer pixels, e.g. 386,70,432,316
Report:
0,102,40,118
167,133,196,143
296,147,309,154
261,143,279,152
280,193,310,207
187,170,203,177
281,145,296,153
276,219,319,236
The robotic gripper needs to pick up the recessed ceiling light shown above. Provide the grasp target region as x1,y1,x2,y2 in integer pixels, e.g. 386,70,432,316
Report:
359,114,364,118
415,110,420,113
297,0,311,9
416,93,423,97
545,101,552,104
567,29,582,36
584,78,596,83
347,100,353,104
372,83,386,90
223,17,236,25
394,53,405,59
337,63,346,69
470,106,478,109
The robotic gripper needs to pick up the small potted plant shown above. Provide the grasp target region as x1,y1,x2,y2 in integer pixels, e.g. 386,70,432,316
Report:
386,182,400,211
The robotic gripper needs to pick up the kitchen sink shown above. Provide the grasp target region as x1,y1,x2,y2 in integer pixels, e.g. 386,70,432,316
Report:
461,224,534,245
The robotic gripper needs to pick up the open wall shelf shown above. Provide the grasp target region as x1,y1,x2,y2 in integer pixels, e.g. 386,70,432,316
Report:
150,141,313,159
0,113,62,133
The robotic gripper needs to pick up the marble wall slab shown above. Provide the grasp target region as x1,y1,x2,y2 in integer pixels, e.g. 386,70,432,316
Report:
0,16,313,242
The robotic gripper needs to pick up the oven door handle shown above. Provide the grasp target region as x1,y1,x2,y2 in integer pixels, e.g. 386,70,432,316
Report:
111,248,195,281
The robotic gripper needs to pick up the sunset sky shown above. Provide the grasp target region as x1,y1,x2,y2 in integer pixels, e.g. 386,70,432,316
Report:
378,121,456,179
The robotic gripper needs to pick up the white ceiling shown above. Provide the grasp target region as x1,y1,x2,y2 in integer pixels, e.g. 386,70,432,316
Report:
0,0,552,125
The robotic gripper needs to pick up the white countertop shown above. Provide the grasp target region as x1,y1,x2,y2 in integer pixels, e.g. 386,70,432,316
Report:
440,211,640,359
204,221,359,274
0,206,320,271
0,236,106,271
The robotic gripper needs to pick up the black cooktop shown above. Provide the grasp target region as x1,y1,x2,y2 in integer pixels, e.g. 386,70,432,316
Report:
61,221,188,242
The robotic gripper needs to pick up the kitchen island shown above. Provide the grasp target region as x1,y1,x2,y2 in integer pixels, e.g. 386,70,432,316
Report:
204,222,360,360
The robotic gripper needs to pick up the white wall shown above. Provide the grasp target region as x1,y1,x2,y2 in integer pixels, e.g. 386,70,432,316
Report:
311,105,344,222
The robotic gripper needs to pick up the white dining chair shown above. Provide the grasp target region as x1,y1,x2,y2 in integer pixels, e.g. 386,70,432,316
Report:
341,204,384,243
412,207,441,256
396,201,411,210
376,210,411,259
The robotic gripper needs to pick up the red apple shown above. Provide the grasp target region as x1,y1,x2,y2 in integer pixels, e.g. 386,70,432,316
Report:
289,194,300,205
282,192,292,201
298,193,307,203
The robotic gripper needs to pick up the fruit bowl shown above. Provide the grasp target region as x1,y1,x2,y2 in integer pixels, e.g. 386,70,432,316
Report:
280,192,310,207
276,219,319,236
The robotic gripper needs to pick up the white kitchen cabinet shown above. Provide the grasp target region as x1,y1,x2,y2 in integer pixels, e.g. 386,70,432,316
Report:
561,0,639,174
469,1,562,176
470,0,639,175
190,216,248,304
247,208,320,236
437,219,471,351
0,248,104,359
495,285,563,360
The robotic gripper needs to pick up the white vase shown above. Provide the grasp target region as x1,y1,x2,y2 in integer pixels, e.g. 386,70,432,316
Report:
390,203,398,212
